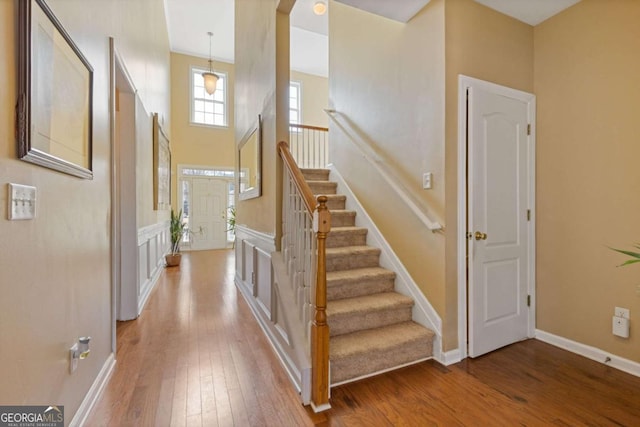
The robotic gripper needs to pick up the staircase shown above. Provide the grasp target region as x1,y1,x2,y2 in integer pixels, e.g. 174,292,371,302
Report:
301,168,435,384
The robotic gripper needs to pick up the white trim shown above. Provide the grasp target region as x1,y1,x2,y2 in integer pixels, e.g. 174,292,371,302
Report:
235,225,276,244
535,330,640,378
289,80,302,125
328,165,443,360
457,75,536,359
109,38,137,352
440,349,463,366
136,222,170,316
69,353,116,427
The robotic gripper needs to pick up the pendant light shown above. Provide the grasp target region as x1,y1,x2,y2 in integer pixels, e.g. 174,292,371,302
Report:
202,32,219,95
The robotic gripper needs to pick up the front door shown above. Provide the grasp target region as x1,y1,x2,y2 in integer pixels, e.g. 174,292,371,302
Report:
467,82,535,357
190,178,228,250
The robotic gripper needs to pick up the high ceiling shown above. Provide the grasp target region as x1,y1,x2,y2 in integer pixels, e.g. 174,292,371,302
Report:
163,0,581,77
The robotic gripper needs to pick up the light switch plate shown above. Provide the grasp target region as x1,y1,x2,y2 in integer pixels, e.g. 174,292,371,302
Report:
8,183,37,220
422,172,433,189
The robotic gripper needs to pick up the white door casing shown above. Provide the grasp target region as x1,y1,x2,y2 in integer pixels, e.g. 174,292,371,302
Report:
190,177,228,250
457,76,536,360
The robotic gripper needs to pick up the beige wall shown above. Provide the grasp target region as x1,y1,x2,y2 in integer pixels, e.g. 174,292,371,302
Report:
0,0,170,420
170,53,236,211
534,0,640,361
290,70,329,128
234,0,289,235
442,0,534,350
329,1,447,320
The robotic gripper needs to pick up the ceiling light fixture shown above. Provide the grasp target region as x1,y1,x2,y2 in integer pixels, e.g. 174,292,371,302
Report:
202,31,219,95
313,1,327,16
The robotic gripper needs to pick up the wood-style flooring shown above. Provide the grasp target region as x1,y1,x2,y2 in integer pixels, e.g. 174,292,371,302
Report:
87,250,640,426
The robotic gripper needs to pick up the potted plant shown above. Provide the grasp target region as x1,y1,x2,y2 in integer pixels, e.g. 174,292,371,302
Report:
611,244,640,266
226,205,236,248
166,209,187,267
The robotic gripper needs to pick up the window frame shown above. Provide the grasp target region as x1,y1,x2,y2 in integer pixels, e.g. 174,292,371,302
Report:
190,66,228,128
289,80,302,126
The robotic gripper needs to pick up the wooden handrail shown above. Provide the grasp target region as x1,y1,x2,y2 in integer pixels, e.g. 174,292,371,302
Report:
289,123,329,132
278,140,331,411
278,141,316,216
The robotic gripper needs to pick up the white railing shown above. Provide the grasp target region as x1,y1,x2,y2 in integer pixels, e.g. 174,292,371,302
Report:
289,124,329,169
324,109,444,233
278,141,331,410
282,167,317,333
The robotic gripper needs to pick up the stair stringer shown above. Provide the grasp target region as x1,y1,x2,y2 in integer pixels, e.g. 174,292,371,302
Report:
327,164,443,361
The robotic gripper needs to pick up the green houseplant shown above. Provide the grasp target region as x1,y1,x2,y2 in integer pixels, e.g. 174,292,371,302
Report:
610,244,640,267
166,209,188,267
226,205,236,247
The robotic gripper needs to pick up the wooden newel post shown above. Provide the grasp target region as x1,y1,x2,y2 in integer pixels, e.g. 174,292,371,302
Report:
311,195,331,410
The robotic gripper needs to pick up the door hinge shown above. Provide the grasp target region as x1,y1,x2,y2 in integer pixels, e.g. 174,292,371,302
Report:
527,295,531,307
527,209,531,221
527,124,531,135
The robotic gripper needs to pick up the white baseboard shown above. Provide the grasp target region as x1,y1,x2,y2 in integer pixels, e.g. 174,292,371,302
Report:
70,353,116,427
439,348,462,366
535,329,640,378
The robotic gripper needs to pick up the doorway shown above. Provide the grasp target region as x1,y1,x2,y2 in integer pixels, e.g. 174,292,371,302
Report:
457,76,536,359
110,39,139,350
178,165,235,251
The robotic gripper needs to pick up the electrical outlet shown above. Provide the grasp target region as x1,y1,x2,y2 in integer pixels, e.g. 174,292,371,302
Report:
422,172,432,190
614,307,630,319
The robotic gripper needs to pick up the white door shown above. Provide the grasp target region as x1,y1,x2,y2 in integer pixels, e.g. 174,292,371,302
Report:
190,178,228,250
468,85,534,357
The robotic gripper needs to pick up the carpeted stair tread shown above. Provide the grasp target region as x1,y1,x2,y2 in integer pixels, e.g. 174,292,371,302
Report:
301,168,330,181
327,292,414,336
308,180,338,195
325,246,380,271
323,194,347,210
327,267,396,300
330,321,435,383
328,210,357,227
326,226,368,248
327,292,413,317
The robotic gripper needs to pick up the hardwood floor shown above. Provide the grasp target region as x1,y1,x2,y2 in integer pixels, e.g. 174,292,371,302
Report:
88,250,640,426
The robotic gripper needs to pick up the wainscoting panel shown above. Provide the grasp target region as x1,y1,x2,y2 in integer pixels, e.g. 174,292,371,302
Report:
137,221,170,315
234,225,311,404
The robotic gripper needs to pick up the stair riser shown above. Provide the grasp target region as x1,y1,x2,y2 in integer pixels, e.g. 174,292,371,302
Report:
325,197,346,210
326,253,379,272
326,232,367,248
302,170,330,181
308,182,337,195
327,278,395,301
330,338,433,384
329,306,412,337
330,212,356,227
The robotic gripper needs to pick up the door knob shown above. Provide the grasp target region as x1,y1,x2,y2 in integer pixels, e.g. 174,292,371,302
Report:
475,231,487,241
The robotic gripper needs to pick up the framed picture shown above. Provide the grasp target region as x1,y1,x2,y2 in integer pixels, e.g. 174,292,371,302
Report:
153,113,171,210
17,0,93,179
238,115,262,200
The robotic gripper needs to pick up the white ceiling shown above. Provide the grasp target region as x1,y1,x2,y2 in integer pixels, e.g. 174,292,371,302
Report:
474,0,582,26
164,0,582,76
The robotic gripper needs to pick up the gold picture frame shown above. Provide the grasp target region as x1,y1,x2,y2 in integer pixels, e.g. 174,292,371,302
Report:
153,113,171,210
17,0,93,179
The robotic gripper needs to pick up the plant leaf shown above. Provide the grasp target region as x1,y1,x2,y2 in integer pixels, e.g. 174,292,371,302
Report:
609,247,640,259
